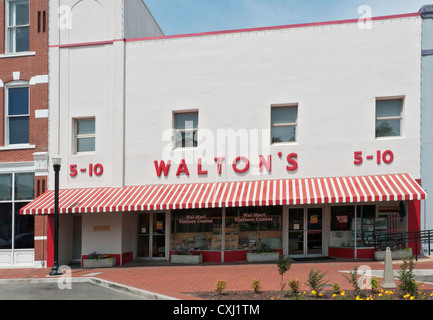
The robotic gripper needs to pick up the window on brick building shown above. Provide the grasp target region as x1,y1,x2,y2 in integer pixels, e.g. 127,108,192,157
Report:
5,85,29,145
0,172,34,250
5,0,30,53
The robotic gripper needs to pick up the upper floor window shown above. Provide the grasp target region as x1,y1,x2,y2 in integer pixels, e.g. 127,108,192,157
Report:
74,118,95,153
174,111,198,148
6,0,30,53
271,105,297,143
5,85,29,145
375,98,403,138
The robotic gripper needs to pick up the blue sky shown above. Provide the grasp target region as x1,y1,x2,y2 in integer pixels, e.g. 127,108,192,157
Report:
144,0,430,35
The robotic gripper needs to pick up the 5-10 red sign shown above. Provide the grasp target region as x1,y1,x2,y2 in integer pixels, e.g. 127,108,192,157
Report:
70,163,104,177
354,150,394,165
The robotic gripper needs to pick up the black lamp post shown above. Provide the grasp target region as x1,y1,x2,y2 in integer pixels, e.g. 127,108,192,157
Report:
49,154,62,276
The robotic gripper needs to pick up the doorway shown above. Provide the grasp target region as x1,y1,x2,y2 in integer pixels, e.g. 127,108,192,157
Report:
288,207,323,257
137,213,166,259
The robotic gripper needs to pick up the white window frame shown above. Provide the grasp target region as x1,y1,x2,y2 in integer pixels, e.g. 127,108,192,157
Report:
173,110,198,149
4,81,30,146
74,118,96,154
5,0,30,54
375,97,404,139
271,104,298,144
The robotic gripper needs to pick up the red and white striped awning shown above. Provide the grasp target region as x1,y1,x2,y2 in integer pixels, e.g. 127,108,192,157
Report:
19,173,426,215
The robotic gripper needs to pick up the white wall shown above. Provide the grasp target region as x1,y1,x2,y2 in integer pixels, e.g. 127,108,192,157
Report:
124,0,164,38
124,16,422,185
49,3,423,189
82,213,123,255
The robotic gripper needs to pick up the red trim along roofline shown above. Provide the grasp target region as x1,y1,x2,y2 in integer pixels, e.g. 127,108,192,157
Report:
49,12,420,48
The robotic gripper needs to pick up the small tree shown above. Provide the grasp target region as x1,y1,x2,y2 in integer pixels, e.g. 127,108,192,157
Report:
343,264,362,296
276,254,291,291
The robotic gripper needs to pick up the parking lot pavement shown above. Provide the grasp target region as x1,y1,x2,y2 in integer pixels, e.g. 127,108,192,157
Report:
0,282,148,300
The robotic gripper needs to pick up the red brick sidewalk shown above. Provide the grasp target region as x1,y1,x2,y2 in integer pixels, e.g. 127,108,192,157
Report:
1,257,432,300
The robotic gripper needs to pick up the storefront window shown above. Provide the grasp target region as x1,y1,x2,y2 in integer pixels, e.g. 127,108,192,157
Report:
0,204,12,249
15,172,34,200
225,206,282,250
330,206,355,248
0,174,12,201
330,204,406,249
355,205,376,248
14,202,34,249
171,209,222,250
0,172,34,250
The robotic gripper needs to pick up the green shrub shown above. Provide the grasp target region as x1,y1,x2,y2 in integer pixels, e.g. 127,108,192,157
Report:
287,278,301,295
251,278,261,293
304,267,328,294
213,279,227,295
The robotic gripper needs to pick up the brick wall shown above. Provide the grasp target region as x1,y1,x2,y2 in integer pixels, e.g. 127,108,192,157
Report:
0,0,49,266
0,0,48,159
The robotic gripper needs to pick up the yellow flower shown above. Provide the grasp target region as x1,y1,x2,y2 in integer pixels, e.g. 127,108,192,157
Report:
333,294,337,298
404,293,410,299
410,296,415,300
271,297,274,300
379,293,383,297
340,291,345,296
311,290,316,296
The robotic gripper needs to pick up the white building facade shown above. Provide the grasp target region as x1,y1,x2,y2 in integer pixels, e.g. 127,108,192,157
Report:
22,1,428,266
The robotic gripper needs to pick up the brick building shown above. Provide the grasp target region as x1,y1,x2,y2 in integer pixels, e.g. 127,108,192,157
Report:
0,0,49,267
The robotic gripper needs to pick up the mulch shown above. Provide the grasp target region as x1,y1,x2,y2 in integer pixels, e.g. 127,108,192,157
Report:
187,289,433,300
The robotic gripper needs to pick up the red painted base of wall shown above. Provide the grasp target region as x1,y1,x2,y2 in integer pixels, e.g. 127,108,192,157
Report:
329,247,375,259
170,249,284,263
224,250,247,262
169,251,222,263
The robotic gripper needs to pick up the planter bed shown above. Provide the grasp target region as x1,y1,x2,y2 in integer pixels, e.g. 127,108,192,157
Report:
171,254,203,264
83,257,116,268
246,251,279,262
374,248,413,261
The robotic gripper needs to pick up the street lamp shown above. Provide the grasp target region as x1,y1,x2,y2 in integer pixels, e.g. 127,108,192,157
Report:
49,154,62,276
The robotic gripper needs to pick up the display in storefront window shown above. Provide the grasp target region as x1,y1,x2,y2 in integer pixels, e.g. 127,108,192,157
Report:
329,204,407,249
225,206,282,250
171,209,222,250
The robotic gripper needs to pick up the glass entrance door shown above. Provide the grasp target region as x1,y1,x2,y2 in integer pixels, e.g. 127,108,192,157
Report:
288,208,323,256
137,213,166,259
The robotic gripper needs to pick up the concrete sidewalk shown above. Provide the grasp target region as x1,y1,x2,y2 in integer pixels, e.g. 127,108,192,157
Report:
1,256,433,300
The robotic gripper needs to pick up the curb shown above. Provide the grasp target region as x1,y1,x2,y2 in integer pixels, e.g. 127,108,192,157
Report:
0,277,178,300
